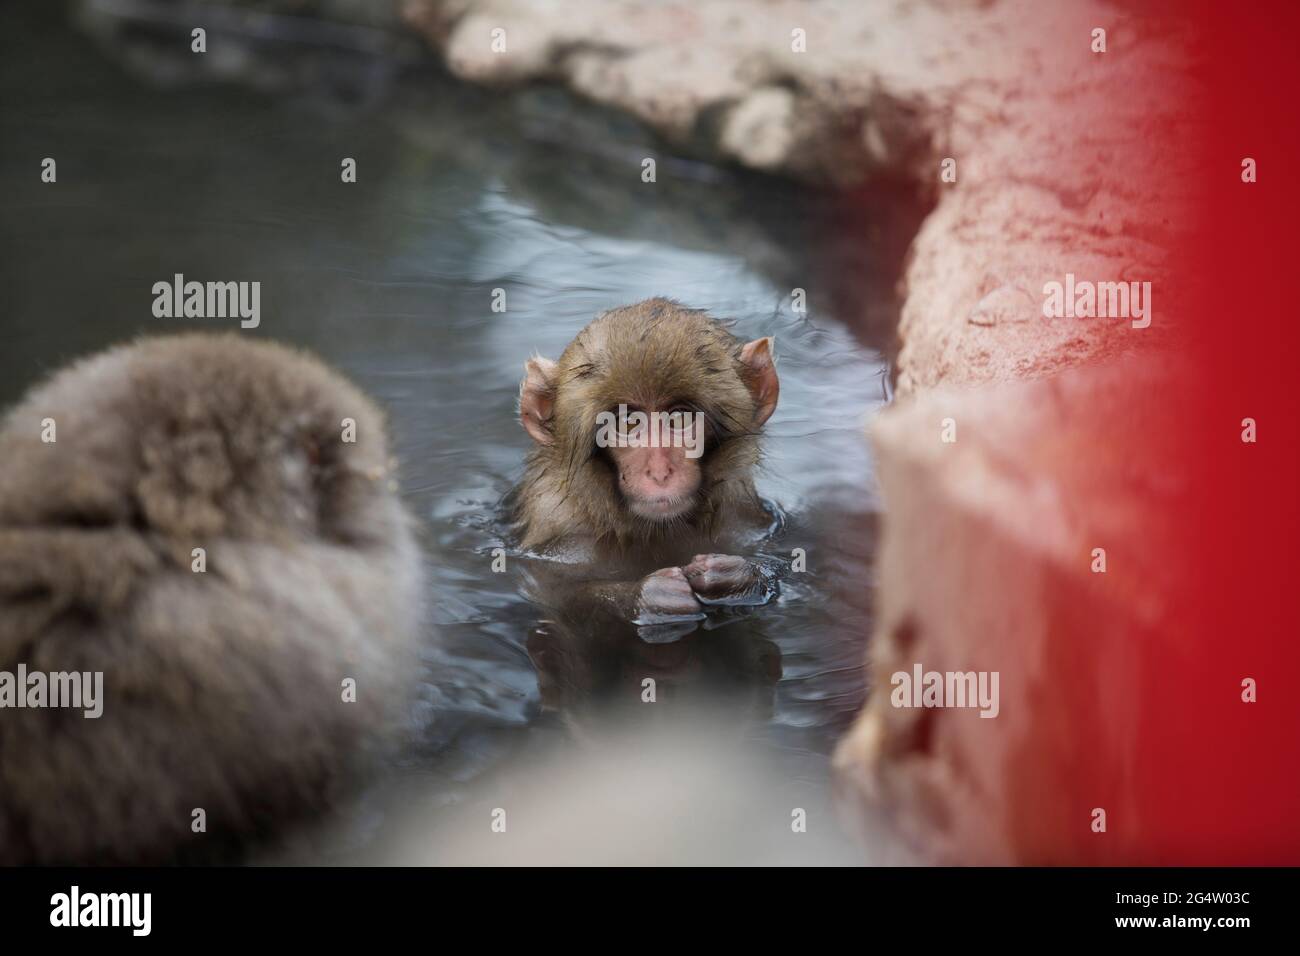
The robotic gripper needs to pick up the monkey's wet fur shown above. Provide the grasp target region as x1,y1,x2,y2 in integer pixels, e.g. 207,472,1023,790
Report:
0,335,423,864
510,298,782,634
513,297,778,553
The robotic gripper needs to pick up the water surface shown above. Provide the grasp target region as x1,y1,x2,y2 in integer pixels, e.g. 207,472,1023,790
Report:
0,3,900,863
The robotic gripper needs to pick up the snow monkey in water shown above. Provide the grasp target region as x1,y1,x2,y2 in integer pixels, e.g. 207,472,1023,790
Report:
0,335,423,863
511,298,782,634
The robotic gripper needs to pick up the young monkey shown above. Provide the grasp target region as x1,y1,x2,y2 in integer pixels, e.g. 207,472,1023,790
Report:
512,298,781,629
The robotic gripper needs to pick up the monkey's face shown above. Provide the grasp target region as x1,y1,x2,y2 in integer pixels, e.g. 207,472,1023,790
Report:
603,403,704,521
517,301,780,538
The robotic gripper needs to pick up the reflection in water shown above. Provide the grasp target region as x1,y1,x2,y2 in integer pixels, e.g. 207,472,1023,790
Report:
527,604,784,736
0,3,911,863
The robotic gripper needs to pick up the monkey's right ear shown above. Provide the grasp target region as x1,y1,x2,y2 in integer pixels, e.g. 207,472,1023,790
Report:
739,336,779,427
519,356,558,445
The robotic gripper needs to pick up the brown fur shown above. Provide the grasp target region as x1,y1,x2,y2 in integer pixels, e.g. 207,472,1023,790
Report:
513,298,770,553
0,335,423,864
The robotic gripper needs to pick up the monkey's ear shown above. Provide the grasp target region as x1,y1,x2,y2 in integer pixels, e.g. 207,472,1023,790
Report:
739,337,779,427
520,356,559,445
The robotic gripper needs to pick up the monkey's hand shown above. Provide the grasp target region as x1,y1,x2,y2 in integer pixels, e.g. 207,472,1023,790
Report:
633,567,706,625
682,554,775,607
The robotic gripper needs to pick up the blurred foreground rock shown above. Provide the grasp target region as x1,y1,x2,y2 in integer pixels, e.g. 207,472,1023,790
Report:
832,359,1195,863
276,719,913,865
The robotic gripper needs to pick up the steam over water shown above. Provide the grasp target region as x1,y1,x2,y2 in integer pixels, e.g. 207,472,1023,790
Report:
0,4,904,863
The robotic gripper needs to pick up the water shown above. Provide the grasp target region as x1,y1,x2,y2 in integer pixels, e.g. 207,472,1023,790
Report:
0,3,911,864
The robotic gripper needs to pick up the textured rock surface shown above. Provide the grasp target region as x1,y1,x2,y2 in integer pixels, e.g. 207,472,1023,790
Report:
831,359,1195,863
400,0,1200,392
404,0,1002,187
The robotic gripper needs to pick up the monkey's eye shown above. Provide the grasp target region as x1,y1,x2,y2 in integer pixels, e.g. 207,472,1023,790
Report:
617,405,648,441
663,406,691,434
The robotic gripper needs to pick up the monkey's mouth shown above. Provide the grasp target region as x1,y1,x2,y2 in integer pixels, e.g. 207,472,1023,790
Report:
629,494,694,521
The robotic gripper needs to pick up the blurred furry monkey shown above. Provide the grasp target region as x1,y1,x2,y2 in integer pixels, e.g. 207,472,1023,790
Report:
0,335,423,863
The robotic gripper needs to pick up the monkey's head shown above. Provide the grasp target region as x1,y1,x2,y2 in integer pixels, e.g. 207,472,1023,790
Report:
0,335,406,552
517,299,778,546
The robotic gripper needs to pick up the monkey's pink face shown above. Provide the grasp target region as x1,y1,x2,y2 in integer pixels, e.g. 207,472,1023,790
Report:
606,404,703,521
518,331,779,528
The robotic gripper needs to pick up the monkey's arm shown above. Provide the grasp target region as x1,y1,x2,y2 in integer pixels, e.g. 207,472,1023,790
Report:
571,568,708,625
521,558,706,625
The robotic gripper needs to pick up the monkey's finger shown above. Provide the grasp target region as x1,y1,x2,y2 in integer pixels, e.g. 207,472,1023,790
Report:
638,591,705,618
635,585,704,623
649,565,690,579
682,554,749,586
684,553,746,572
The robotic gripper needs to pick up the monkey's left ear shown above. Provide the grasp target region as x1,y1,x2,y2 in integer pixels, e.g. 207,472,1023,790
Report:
739,337,779,427
520,356,559,445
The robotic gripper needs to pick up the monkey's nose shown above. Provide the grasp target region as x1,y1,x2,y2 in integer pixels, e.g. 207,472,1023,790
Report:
645,457,674,485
